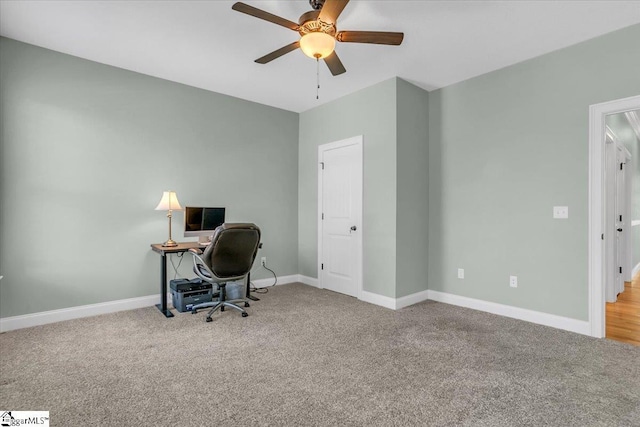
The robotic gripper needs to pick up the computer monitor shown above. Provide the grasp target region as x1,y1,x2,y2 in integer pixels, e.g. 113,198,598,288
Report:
184,207,226,244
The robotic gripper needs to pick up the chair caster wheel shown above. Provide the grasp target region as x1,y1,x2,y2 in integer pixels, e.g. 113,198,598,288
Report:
206,317,212,323
244,302,250,307
191,310,197,314
221,306,225,312
242,312,248,317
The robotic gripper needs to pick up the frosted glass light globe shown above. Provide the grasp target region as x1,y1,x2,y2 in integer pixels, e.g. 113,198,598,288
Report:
300,32,336,59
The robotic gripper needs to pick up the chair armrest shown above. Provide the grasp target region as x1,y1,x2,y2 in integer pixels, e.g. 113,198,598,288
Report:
190,249,216,282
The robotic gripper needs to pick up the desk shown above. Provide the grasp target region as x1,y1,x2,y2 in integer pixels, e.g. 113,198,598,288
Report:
150,242,202,317
150,242,257,318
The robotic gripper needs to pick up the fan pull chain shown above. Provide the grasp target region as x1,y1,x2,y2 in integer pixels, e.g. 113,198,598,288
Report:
316,57,320,100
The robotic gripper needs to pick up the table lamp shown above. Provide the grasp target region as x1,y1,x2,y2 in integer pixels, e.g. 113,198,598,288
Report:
155,191,183,247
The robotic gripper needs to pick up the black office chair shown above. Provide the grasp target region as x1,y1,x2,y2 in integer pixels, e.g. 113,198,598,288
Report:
189,223,261,322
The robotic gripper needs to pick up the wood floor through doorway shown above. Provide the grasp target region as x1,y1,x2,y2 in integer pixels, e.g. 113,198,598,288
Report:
606,271,640,346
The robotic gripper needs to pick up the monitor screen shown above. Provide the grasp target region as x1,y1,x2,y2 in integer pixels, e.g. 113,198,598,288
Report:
184,207,225,238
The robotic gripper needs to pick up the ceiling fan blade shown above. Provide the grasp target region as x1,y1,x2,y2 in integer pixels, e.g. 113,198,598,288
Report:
324,51,346,76
318,0,350,26
232,2,299,31
336,31,404,45
255,41,300,64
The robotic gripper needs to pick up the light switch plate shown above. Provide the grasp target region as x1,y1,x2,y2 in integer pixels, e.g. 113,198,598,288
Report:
458,268,464,279
553,206,568,219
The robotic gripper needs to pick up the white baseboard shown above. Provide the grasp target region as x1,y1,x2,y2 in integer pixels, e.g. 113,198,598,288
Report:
396,289,431,309
298,274,430,310
252,274,298,288
298,275,319,287
359,290,397,309
633,262,640,277
356,287,590,336
1,273,302,332
0,294,163,333
0,278,591,337
252,274,319,288
426,290,591,336
359,289,430,310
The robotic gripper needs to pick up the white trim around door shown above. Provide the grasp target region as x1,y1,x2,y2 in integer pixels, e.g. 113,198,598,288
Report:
588,94,640,338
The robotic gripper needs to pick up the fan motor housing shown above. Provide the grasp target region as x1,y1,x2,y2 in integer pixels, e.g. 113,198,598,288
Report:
298,10,336,37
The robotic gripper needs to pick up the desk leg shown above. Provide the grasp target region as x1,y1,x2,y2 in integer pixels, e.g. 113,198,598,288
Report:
155,253,174,318
246,272,260,301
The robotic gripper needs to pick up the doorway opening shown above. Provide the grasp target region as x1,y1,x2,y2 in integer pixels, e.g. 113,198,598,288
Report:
589,96,640,339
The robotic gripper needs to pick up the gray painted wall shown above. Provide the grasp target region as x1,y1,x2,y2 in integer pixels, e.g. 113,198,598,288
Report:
3,23,640,321
428,24,640,321
0,38,299,318
396,79,429,298
606,112,640,269
298,78,429,299
298,78,397,298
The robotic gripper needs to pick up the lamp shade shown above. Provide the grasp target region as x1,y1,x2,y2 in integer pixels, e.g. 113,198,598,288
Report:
300,32,336,59
155,191,183,211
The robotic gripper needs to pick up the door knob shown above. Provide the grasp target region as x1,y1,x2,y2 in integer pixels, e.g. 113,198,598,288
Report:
617,228,623,232
350,225,357,232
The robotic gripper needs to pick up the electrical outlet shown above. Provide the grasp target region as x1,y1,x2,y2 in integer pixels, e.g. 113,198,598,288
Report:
457,268,464,279
510,275,518,288
261,257,267,267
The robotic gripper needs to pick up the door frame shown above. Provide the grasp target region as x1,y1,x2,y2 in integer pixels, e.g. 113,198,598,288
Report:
588,94,640,337
317,135,364,299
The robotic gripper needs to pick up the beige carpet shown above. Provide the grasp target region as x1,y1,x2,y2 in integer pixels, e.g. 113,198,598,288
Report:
1,283,639,426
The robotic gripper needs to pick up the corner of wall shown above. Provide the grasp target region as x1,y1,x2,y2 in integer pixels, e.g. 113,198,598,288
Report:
395,79,430,298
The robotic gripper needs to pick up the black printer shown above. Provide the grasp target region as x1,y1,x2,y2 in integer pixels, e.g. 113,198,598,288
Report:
170,278,215,313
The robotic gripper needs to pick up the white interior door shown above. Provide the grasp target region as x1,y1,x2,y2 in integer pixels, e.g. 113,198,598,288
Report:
605,135,632,302
614,146,625,296
318,136,363,298
614,142,632,296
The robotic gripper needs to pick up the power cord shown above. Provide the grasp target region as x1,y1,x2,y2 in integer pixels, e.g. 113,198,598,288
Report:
250,263,277,294
170,252,185,280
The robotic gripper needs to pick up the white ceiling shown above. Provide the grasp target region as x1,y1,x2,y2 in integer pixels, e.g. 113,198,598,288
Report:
1,1,640,113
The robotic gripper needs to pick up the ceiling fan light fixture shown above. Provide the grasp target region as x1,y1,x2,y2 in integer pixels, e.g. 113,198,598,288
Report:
300,32,335,59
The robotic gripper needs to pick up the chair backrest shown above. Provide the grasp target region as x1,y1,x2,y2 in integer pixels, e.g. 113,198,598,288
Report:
201,223,261,279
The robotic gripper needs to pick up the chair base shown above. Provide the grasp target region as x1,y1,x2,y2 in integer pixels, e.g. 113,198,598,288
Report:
192,298,250,322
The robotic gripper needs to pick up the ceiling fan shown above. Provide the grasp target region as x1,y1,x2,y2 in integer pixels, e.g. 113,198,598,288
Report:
231,0,404,76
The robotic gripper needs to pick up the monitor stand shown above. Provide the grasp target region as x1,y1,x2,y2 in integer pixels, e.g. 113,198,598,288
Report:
198,235,212,246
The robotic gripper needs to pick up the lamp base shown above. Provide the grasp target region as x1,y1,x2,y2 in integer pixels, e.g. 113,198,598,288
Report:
162,239,178,247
